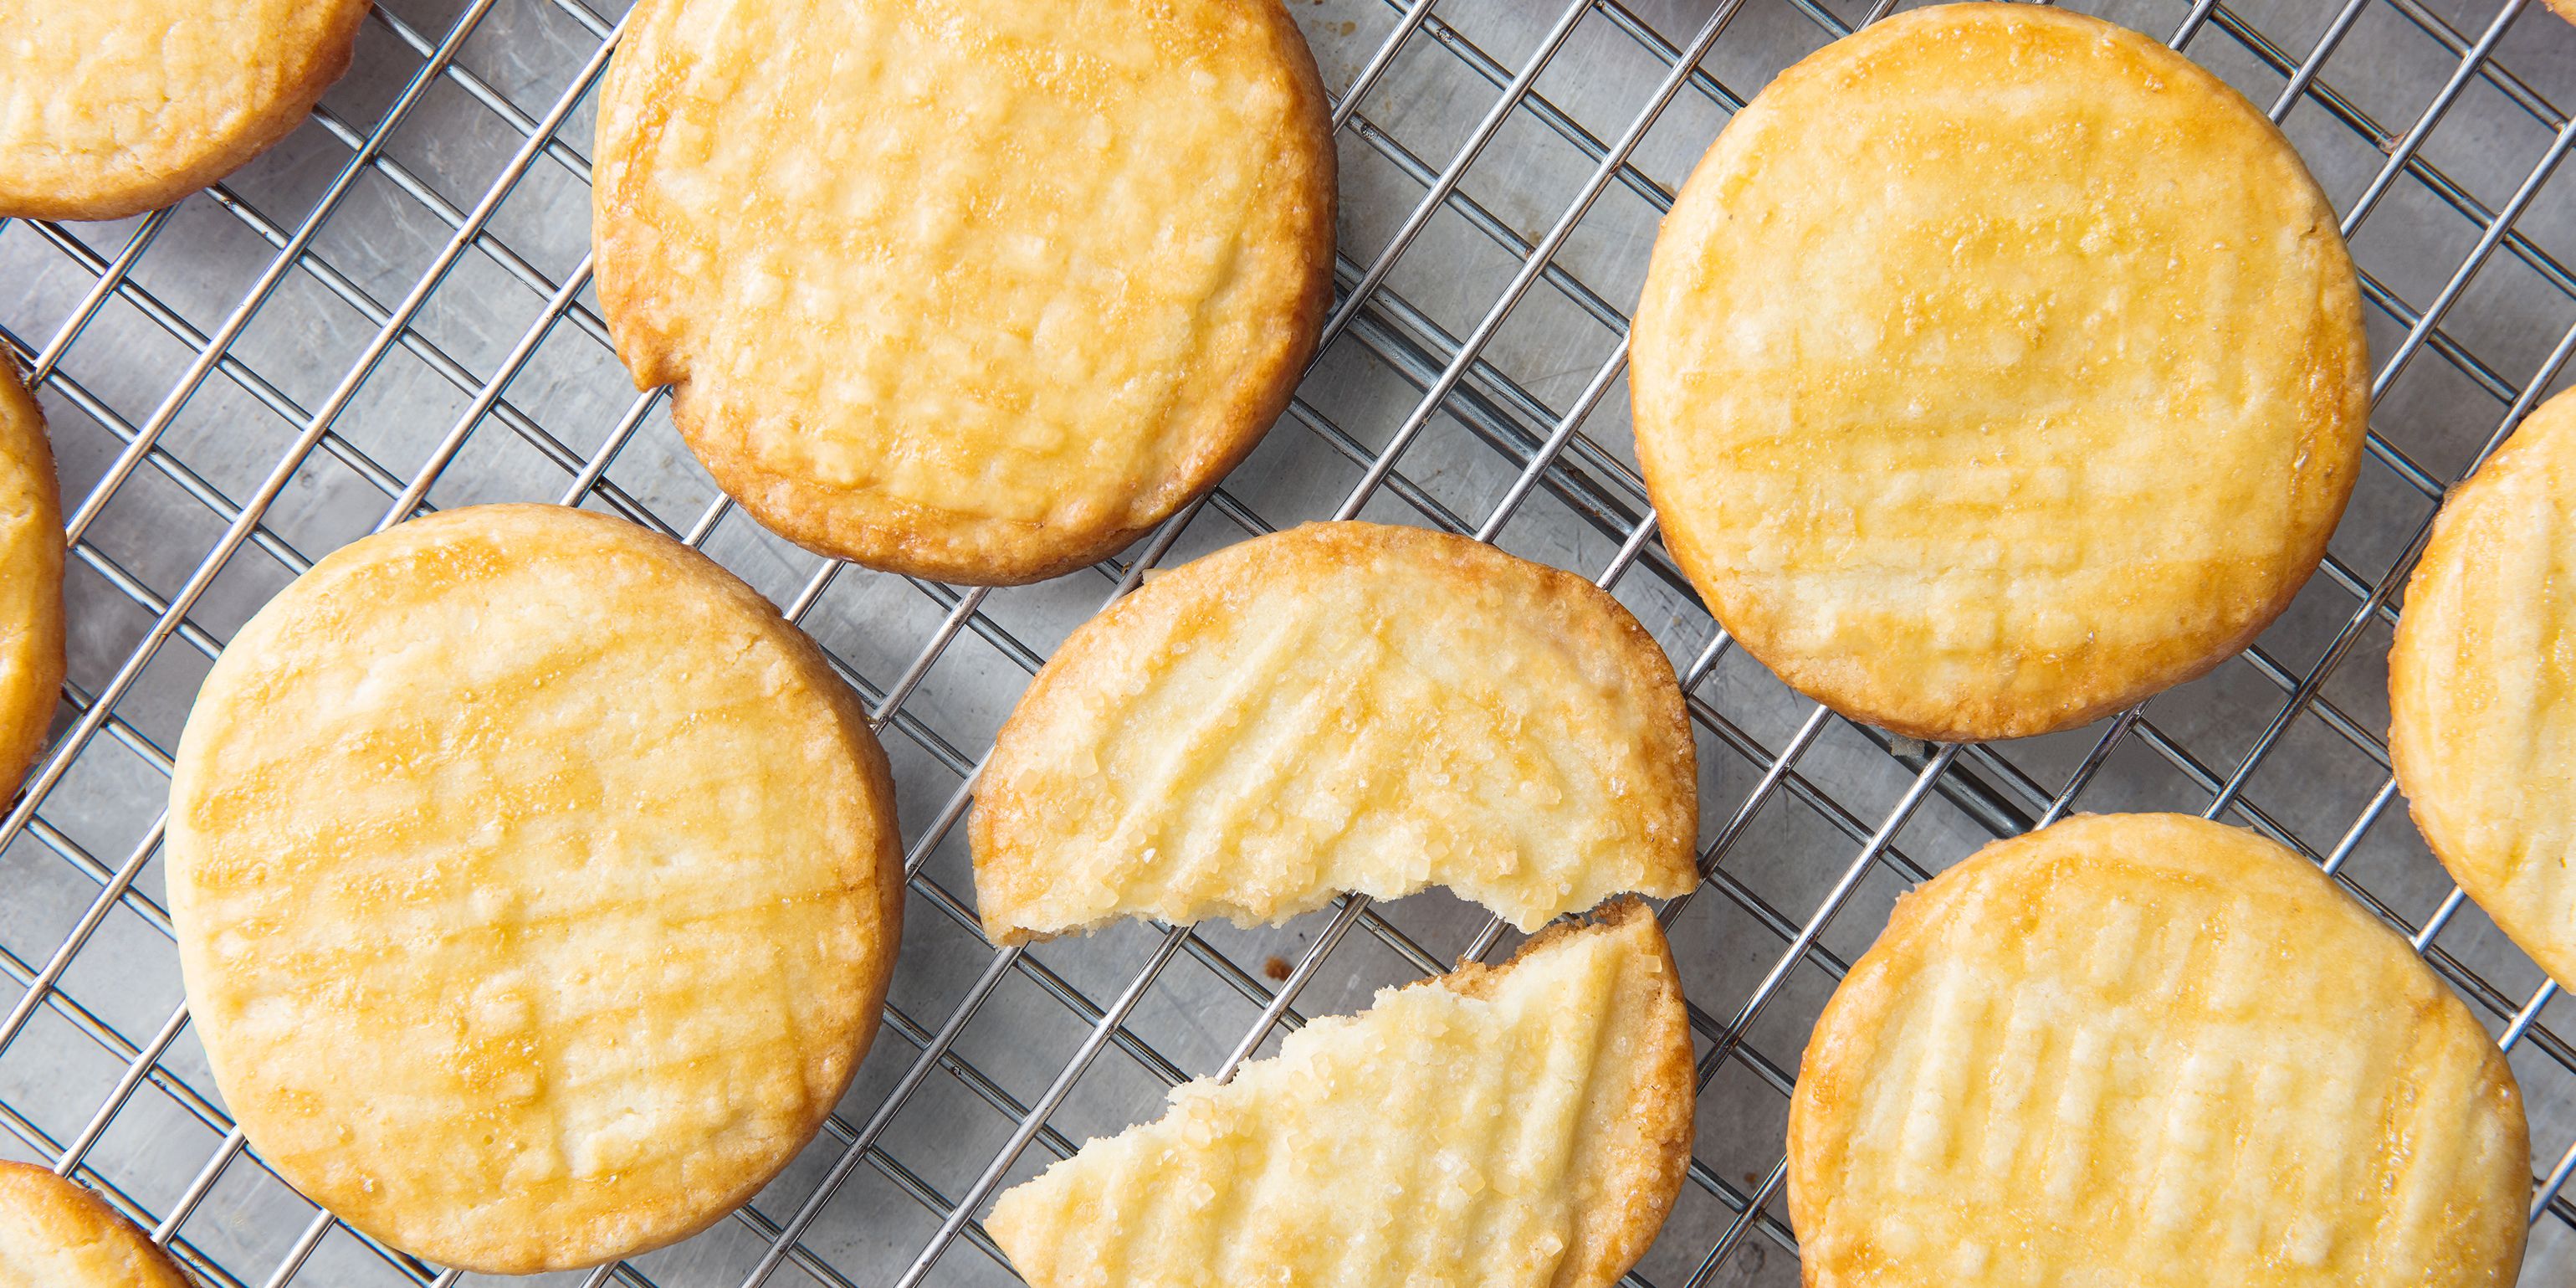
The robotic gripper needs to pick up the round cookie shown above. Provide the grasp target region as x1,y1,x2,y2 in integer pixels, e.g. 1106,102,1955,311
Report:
0,1,370,222
166,505,904,1274
592,0,1335,586
973,521,1698,942
0,364,64,795
1630,3,2369,741
0,1162,192,1287
2391,386,2576,996
1789,813,2528,1287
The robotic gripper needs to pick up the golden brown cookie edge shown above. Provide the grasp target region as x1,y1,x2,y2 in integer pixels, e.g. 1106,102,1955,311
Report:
1629,3,2370,743
0,361,64,797
968,520,1700,944
0,1,371,222
2390,387,2576,997
1783,813,2529,1287
164,503,904,1274
590,0,1338,586
0,1161,196,1287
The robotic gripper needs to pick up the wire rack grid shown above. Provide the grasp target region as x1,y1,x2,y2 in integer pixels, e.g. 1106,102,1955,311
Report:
2,0,2574,1284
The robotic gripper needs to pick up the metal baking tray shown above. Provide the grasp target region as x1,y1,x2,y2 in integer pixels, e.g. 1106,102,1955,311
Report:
3,0,2573,1284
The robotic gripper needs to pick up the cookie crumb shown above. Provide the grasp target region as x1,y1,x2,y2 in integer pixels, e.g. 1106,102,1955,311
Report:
1262,956,1292,982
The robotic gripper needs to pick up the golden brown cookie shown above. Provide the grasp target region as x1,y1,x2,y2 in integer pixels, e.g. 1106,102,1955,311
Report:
592,0,1335,584
2391,386,2576,996
0,0,369,222
1789,813,2528,1287
1630,3,2369,741
0,364,63,795
0,1162,192,1287
166,505,904,1274
987,899,1693,1288
972,521,1698,942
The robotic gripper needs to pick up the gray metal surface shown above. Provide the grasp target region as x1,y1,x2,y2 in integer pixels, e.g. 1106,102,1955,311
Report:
2,0,2573,1284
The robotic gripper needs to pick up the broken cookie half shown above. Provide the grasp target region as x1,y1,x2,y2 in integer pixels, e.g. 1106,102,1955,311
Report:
972,521,1700,943
986,900,1694,1288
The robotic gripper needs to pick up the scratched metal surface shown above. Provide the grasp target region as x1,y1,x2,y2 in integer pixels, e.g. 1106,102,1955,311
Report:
2,1,2574,1285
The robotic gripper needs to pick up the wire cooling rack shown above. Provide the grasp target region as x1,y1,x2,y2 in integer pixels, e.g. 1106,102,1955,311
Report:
3,0,2573,1284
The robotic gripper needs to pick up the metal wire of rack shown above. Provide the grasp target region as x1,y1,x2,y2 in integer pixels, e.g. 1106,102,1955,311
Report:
2,0,2573,1284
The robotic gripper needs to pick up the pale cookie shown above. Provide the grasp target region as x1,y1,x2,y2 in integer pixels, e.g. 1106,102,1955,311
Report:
0,364,63,795
987,899,1693,1288
1631,3,2369,741
593,0,1335,585
1789,813,2528,1287
972,521,1698,943
0,0,370,222
0,1162,192,1288
2392,387,2576,996
166,505,904,1275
